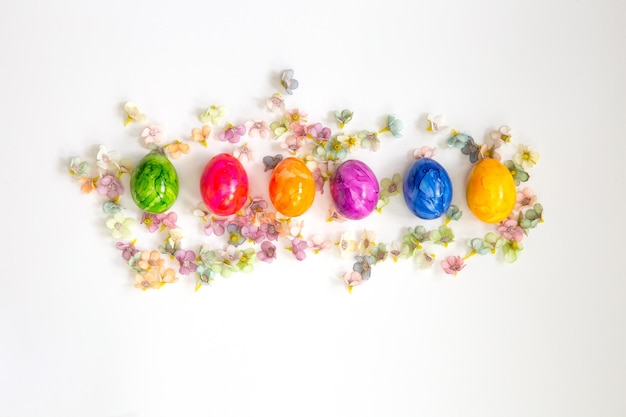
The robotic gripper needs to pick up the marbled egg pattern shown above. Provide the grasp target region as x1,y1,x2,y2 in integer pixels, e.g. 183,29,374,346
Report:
130,151,179,214
330,160,379,220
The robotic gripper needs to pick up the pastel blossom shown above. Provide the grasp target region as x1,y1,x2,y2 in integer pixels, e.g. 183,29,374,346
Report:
164,141,190,159
498,217,524,242
324,136,347,161
379,174,402,200
307,235,332,254
260,222,281,241
257,241,277,263
413,146,437,159
136,250,164,271
191,125,211,147
233,142,254,162
280,135,306,154
134,271,160,290
77,177,96,194
490,125,513,143
353,255,374,280
514,144,540,169
116,241,139,261
337,232,358,257
358,131,380,151
237,248,257,272
342,271,364,291
503,240,524,263
105,212,135,239
327,205,347,223
96,175,124,200
370,243,389,263
270,120,289,138
245,120,271,139
441,256,465,276
307,123,331,141
414,251,436,269
199,105,227,125
102,200,121,214
96,145,120,174
291,238,308,261
69,157,89,177
286,108,307,125
359,230,376,255
381,115,403,138
175,249,198,275
280,69,299,95
516,187,537,211
141,212,162,233
339,134,360,151
219,123,246,143
204,217,226,236
124,102,147,126
427,114,448,132
141,125,164,145
160,267,178,284
389,241,409,262
505,160,530,185
161,212,178,229
334,109,353,129
479,142,502,161
266,93,285,113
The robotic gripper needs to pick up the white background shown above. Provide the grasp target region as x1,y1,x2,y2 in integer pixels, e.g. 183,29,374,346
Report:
1,0,625,416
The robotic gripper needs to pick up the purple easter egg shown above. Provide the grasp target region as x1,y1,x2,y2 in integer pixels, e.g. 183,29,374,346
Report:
330,160,379,220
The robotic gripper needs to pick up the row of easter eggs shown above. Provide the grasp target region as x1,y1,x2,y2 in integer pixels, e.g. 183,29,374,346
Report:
129,151,517,224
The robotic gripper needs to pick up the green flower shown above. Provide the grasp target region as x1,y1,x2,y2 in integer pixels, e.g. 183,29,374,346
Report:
69,157,89,177
466,238,491,255
199,105,227,125
379,174,402,200
402,226,430,255
380,115,403,138
504,160,530,186
520,203,544,230
430,225,455,247
237,248,257,273
102,200,121,215
358,130,380,151
370,243,389,264
445,205,463,222
195,265,215,290
324,136,348,161
503,240,524,263
484,232,505,254
446,133,472,149
334,109,353,129
270,119,289,138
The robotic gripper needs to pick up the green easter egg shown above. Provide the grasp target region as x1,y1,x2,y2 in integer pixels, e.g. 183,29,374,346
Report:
130,151,179,214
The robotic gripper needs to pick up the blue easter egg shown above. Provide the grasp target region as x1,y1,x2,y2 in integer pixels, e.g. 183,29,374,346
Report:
403,158,453,219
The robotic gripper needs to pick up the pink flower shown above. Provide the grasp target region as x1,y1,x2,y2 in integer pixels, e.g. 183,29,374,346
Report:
241,224,265,243
307,235,332,253
219,123,246,143
234,142,254,162
413,146,437,159
307,123,331,141
245,120,271,139
312,167,325,194
290,122,307,138
286,109,308,125
161,212,178,229
441,256,466,276
280,135,305,154
291,238,308,261
260,222,280,241
96,175,124,200
116,241,138,261
498,217,524,242
257,241,277,263
141,212,162,233
515,187,537,211
266,93,285,113
342,271,364,288
141,125,164,145
174,249,197,275
204,217,226,236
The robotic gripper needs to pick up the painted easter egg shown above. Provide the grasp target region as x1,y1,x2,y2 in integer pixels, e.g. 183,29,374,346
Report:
403,158,453,219
130,151,179,214
329,160,379,220
268,157,315,217
466,157,516,223
200,153,249,216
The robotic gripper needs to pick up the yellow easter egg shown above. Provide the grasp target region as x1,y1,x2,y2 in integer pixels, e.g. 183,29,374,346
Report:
466,158,516,223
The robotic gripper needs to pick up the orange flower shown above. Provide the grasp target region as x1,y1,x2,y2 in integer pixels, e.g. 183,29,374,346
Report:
191,125,211,147
159,267,178,284
164,140,190,159
134,271,160,290
137,250,164,270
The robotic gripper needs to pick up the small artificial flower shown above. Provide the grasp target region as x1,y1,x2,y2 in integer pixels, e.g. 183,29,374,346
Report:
246,120,271,139
430,225,455,247
441,256,465,276
160,267,178,284
307,235,332,254
204,217,226,236
286,219,304,240
379,174,402,200
96,145,120,174
446,133,472,149
490,125,513,143
259,222,281,241
116,241,139,261
307,123,332,141
241,224,265,243
270,119,289,138
69,157,89,178
380,115,403,138
245,197,269,217
465,238,492,256
461,136,481,163
291,238,308,261
136,250,165,271
520,204,544,230
106,212,135,239
237,248,257,272
266,93,285,113
226,224,246,246
195,266,215,289
124,102,147,126
327,205,347,223
426,114,448,132
504,160,530,185
389,241,409,262
102,200,122,214
199,105,227,125
403,226,430,255
257,241,277,263
312,168,325,194
503,240,524,263
353,255,374,280
262,154,283,172
358,130,380,151
413,146,437,159
191,125,211,147
175,249,198,275
342,271,364,293
219,123,246,144
286,108,308,125
159,230,182,259
337,232,358,257
515,187,537,211
334,109,353,129
370,243,389,263
359,230,376,255
280,135,305,155
514,144,540,169
339,134,360,151
161,212,178,229
414,251,436,269
484,232,506,254
479,142,502,161
141,212,163,233
77,177,97,194
141,125,164,145
445,205,463,222
164,140,190,159
323,136,347,161
281,69,299,95
134,271,160,290
96,175,124,200
234,142,254,162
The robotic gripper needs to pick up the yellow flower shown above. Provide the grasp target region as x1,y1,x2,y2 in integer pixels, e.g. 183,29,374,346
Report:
514,144,540,169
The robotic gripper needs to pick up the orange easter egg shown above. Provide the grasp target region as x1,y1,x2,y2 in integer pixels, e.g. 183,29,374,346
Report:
466,158,516,223
268,157,315,217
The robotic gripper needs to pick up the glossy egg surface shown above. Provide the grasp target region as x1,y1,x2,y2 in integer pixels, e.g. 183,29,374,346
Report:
403,158,453,219
466,157,516,223
130,151,179,214
268,157,315,217
329,160,379,220
200,153,249,216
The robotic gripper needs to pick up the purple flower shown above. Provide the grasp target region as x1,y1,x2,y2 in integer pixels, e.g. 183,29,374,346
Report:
204,218,226,236
219,124,246,143
260,222,280,241
291,238,308,261
246,197,269,216
174,249,197,275
241,224,265,243
116,241,138,261
258,241,277,263
141,212,162,233
97,175,124,200
307,123,332,141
